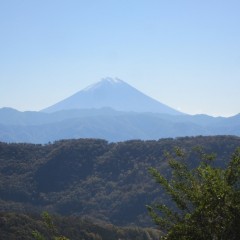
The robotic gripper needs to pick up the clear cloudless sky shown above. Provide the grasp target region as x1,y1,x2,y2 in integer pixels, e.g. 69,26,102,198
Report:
0,0,240,116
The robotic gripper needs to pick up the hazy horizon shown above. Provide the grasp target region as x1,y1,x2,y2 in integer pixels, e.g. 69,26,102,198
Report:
1,1,240,117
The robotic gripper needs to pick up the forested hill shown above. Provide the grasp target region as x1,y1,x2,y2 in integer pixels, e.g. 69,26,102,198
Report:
0,136,240,227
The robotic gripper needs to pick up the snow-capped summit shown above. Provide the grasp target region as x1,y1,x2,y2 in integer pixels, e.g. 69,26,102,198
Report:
42,78,183,115
102,77,123,84
83,77,123,92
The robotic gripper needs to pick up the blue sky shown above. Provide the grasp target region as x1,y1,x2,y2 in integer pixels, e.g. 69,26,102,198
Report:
0,0,240,116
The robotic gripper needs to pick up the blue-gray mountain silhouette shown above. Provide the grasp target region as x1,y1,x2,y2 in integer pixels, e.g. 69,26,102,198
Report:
1,78,239,143
0,107,240,143
42,77,182,114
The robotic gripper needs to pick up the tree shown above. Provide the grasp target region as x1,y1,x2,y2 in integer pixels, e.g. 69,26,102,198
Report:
32,212,69,240
147,147,240,240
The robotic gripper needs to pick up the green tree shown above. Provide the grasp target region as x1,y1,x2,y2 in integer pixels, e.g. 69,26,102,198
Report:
33,212,69,240
147,147,240,240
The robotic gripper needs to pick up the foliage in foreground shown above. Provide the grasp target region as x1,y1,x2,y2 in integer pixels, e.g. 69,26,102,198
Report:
0,212,159,240
147,147,240,239
32,212,69,240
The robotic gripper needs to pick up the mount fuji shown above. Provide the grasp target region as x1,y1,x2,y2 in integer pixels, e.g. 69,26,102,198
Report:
1,77,239,144
42,77,183,115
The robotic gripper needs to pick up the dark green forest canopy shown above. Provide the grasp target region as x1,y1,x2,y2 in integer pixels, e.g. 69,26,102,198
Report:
0,212,160,240
0,136,240,227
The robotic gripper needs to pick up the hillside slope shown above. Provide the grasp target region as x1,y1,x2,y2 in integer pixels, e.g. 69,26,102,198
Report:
0,136,239,226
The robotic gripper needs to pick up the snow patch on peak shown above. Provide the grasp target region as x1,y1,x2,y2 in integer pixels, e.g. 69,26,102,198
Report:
101,77,123,84
83,77,123,92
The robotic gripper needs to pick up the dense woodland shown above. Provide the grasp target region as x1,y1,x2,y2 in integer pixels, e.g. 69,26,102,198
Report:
0,212,160,240
0,135,240,239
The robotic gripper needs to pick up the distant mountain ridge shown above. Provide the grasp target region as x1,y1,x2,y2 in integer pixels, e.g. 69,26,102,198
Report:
0,107,240,143
0,77,239,143
42,77,182,115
